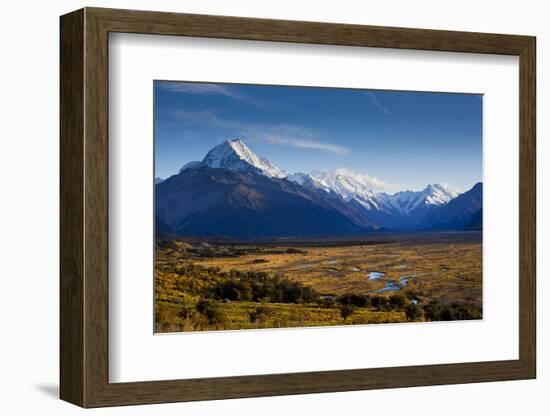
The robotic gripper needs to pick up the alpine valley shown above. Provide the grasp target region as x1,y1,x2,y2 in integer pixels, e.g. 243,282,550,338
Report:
155,139,482,239
153,83,483,333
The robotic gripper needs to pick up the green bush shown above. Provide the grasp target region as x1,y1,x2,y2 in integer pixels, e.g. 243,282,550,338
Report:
337,293,371,308
405,303,423,321
208,270,319,304
317,297,336,308
211,279,253,301
371,295,390,311
339,304,356,321
249,305,272,324
389,294,407,309
195,299,227,325
423,300,481,321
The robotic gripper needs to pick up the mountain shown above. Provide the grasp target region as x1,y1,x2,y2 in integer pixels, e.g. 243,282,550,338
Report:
157,139,481,237
288,169,384,211
421,182,482,230
289,169,459,228
155,177,164,185
464,209,482,231
156,167,376,238
379,184,460,216
179,139,287,178
155,215,174,236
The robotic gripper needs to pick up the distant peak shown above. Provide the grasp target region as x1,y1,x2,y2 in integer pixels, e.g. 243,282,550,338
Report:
425,183,460,194
469,182,483,192
426,183,444,190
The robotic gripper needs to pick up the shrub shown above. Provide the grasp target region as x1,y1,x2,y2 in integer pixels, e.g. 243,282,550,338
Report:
403,289,420,302
371,295,390,311
249,305,272,324
208,270,319,304
423,301,482,322
389,294,407,310
339,304,356,321
423,300,443,321
285,248,306,254
337,293,371,308
211,279,253,301
405,303,423,321
317,297,336,308
454,303,482,320
195,299,227,325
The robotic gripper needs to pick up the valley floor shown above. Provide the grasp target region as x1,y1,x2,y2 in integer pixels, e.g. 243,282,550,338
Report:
155,232,482,332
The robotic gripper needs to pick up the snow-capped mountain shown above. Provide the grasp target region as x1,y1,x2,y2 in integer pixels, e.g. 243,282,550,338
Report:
179,139,287,178
421,182,482,230
379,183,460,215
157,139,480,237
156,166,375,238
288,169,384,211
288,169,460,216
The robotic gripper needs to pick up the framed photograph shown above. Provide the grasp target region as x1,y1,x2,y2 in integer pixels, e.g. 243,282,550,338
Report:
60,7,536,407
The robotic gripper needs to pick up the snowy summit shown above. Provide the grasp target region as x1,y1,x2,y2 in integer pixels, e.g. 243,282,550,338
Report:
180,139,287,178
289,169,459,216
378,183,460,215
177,139,461,217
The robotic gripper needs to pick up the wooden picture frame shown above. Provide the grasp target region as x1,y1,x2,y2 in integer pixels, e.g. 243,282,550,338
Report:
60,7,536,408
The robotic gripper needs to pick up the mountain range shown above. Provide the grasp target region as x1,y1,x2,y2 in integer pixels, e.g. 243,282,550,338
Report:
156,139,482,238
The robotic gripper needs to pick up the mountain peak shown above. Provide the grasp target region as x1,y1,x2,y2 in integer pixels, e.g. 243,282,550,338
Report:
288,169,386,212
425,183,458,193
471,182,482,191
405,183,460,209
226,138,248,151
206,139,261,169
179,139,287,178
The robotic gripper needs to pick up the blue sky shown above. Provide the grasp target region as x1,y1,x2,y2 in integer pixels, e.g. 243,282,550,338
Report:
154,81,482,192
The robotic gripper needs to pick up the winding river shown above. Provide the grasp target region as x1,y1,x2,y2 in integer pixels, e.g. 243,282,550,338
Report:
368,271,386,280
294,261,411,294
367,271,411,293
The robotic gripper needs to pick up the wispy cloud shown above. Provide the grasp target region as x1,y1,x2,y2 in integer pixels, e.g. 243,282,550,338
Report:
232,123,350,156
157,81,265,108
365,92,390,115
164,108,350,156
263,136,350,155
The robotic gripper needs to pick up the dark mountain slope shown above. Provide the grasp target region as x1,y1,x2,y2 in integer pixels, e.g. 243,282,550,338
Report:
421,182,482,230
464,209,482,231
156,167,376,238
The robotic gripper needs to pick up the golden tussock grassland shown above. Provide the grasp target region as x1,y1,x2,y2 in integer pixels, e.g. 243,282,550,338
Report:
155,232,482,333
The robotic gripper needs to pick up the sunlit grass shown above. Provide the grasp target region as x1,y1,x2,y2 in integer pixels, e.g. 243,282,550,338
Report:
154,233,482,332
